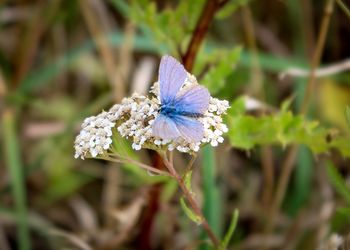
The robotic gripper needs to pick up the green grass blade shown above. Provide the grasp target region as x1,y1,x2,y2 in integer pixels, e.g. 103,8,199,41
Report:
2,110,31,250
200,145,221,249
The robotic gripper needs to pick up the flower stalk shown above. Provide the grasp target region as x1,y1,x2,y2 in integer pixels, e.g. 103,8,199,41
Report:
162,152,221,249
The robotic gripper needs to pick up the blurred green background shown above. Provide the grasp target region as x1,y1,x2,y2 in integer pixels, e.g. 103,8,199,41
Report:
1,0,350,249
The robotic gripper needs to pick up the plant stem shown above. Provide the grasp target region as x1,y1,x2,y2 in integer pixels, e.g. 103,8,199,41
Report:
162,153,221,249
300,0,335,114
182,0,221,71
336,0,350,20
101,154,171,176
182,154,197,179
266,0,335,235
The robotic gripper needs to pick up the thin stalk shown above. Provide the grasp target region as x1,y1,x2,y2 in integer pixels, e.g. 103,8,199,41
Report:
2,109,31,250
182,0,221,71
241,3,274,208
101,154,171,177
336,0,350,20
79,0,125,102
182,154,198,179
162,153,221,249
266,0,335,233
300,0,335,114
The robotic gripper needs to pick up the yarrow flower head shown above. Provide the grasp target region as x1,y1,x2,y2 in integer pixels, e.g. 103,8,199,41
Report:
74,55,230,159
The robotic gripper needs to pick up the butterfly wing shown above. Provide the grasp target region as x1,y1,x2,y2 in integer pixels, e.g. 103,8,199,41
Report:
174,85,210,115
159,55,187,104
152,114,204,142
173,115,204,142
152,114,181,140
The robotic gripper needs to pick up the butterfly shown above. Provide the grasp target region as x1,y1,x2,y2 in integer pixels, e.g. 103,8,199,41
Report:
152,55,210,143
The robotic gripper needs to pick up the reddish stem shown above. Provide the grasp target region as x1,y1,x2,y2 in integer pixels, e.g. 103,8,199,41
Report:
182,0,221,71
163,155,221,249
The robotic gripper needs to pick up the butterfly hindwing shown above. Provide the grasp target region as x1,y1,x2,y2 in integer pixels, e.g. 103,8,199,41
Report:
174,85,210,115
159,55,187,104
173,115,204,143
152,114,181,140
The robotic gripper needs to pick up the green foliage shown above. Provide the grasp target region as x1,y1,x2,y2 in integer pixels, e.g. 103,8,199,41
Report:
226,97,350,157
128,0,205,55
180,198,203,225
183,170,193,190
331,207,350,232
180,171,204,224
326,162,350,205
197,47,242,95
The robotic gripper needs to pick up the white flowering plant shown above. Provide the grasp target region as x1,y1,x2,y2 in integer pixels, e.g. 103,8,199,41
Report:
74,73,229,160
74,58,231,248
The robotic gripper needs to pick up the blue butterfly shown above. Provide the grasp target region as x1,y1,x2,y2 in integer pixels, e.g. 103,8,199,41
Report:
152,55,210,142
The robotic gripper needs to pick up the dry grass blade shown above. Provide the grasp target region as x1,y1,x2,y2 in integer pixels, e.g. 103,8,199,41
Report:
280,58,350,79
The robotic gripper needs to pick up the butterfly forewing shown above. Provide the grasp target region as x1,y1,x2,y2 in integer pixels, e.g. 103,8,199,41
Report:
159,55,187,104
174,85,210,115
153,55,209,143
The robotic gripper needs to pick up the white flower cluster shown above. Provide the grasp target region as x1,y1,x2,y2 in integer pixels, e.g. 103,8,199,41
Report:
74,74,230,159
74,111,115,159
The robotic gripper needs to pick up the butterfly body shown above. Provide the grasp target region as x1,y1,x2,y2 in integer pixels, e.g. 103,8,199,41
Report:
152,55,210,143
160,103,203,119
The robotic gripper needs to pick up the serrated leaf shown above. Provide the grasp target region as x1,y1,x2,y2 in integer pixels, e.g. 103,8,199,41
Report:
180,197,204,225
226,97,350,157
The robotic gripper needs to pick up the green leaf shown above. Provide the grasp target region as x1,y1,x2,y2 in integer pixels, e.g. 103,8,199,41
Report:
180,197,204,225
326,161,350,205
226,97,350,157
228,96,246,116
127,0,205,56
2,110,31,250
221,209,239,249
336,207,350,217
183,170,193,191
180,167,203,225
331,206,350,232
200,146,222,250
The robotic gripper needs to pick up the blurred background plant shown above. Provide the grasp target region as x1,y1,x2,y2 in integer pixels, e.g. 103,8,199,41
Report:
1,0,350,249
